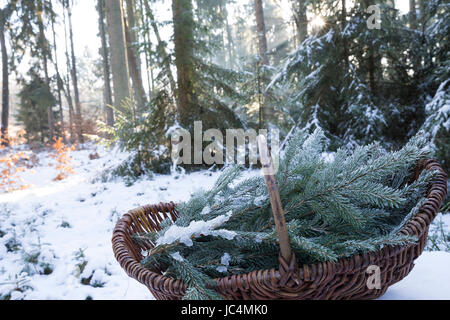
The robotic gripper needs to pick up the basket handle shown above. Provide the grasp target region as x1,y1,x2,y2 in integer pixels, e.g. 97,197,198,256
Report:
257,135,293,263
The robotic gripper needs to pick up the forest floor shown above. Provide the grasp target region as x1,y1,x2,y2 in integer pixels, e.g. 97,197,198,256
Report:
0,144,449,300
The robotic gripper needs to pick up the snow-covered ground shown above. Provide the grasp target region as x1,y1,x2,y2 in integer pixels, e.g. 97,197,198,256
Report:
0,144,449,300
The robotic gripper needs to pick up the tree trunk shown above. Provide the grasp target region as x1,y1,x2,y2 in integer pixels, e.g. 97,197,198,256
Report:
66,0,83,143
62,3,75,143
253,0,270,128
363,0,376,95
254,0,268,66
37,0,55,142
223,1,234,69
143,1,176,95
409,0,417,29
172,0,196,128
291,0,307,44
368,51,376,95
0,21,8,146
63,73,76,144
123,10,147,109
98,0,114,126
50,1,66,143
139,0,153,96
125,0,141,74
342,0,349,70
419,0,425,24
105,0,131,110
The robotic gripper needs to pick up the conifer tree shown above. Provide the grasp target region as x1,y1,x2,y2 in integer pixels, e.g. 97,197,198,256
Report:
16,71,57,142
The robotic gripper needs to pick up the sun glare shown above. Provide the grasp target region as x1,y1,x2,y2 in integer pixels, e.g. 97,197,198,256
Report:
310,15,326,29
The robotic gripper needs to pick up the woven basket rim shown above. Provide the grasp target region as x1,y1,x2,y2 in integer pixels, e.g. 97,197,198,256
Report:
112,159,448,299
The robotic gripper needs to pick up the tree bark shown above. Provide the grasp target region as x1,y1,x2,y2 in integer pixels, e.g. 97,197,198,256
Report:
66,0,83,143
98,0,114,126
342,0,349,70
50,0,66,143
253,0,270,128
172,0,196,128
223,1,234,68
409,0,417,29
419,0,425,24
123,10,147,109
37,0,55,142
62,2,75,143
0,20,8,146
291,0,307,44
125,0,141,73
0,3,15,146
254,0,268,66
63,73,76,144
139,0,153,96
143,1,176,95
363,0,377,95
105,0,131,110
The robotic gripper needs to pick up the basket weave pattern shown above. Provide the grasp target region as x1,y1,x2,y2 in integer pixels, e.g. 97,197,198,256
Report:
112,159,447,300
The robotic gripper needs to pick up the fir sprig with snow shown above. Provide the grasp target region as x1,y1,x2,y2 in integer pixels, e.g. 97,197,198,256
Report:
136,129,436,300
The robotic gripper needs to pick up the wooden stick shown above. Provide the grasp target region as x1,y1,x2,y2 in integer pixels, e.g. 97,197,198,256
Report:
257,135,292,262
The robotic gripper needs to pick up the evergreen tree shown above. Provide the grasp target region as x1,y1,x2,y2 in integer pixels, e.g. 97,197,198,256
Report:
421,80,450,173
16,71,57,143
270,1,449,150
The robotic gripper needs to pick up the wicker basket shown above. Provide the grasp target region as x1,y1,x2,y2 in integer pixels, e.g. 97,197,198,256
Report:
112,159,447,300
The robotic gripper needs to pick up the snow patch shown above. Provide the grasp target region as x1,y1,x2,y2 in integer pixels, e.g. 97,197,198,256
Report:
156,211,236,247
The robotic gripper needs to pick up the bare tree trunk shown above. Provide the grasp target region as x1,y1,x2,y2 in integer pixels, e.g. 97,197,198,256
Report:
105,0,131,110
291,0,307,44
223,1,234,69
125,0,141,73
143,1,176,95
253,0,270,128
172,0,196,128
362,0,377,95
342,0,349,70
0,20,8,146
66,0,83,143
62,2,75,143
254,0,268,66
123,7,147,109
50,1,66,143
37,0,55,142
139,0,153,96
98,0,114,126
409,0,417,29
64,73,76,144
419,0,425,24
368,52,376,94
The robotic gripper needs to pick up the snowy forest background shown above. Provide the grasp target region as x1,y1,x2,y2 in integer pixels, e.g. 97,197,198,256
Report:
0,0,449,300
